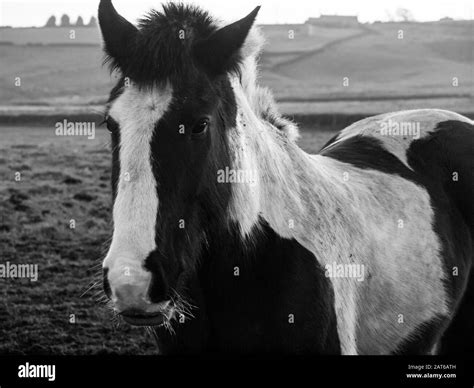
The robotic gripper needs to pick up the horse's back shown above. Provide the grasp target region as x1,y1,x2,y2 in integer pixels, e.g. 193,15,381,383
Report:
321,109,472,160
321,109,474,231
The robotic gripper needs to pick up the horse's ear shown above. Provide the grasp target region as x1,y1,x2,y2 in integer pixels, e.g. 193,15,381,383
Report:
194,6,261,75
98,0,138,69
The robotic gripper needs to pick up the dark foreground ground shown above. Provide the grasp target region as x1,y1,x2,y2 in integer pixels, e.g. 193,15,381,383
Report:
0,123,335,355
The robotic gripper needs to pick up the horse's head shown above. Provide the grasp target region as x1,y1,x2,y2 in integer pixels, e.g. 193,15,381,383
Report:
99,0,263,326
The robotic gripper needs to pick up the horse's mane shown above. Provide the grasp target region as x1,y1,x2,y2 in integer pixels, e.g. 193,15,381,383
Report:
253,86,300,142
232,23,300,143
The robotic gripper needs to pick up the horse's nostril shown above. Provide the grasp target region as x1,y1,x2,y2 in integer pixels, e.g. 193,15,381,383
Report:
144,251,170,304
148,276,168,304
103,267,112,299
147,268,169,304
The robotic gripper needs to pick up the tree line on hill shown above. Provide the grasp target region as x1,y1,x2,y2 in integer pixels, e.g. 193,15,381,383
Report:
45,15,98,27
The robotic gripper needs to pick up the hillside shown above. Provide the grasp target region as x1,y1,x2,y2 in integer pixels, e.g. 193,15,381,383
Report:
262,22,473,101
0,21,473,114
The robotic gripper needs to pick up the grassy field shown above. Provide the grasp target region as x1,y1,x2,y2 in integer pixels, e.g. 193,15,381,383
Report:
1,21,472,111
0,44,115,106
0,26,101,45
262,22,474,101
0,123,335,355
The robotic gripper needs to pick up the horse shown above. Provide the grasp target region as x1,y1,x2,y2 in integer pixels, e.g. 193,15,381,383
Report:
98,0,474,354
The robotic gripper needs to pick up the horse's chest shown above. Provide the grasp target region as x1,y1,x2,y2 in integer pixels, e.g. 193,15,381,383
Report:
201,229,341,353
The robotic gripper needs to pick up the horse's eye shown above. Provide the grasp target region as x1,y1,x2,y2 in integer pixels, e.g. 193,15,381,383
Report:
192,118,209,136
105,116,118,134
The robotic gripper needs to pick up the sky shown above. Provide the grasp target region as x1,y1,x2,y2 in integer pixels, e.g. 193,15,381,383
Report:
1,0,473,27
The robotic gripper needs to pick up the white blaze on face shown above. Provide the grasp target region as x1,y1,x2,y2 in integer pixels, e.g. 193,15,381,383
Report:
103,85,173,310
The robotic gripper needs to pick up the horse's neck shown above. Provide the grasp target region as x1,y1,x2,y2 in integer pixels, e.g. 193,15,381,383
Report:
231,89,353,264
259,142,352,259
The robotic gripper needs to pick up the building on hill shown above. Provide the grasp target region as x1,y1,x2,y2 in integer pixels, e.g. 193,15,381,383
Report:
306,14,359,28
439,17,454,23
